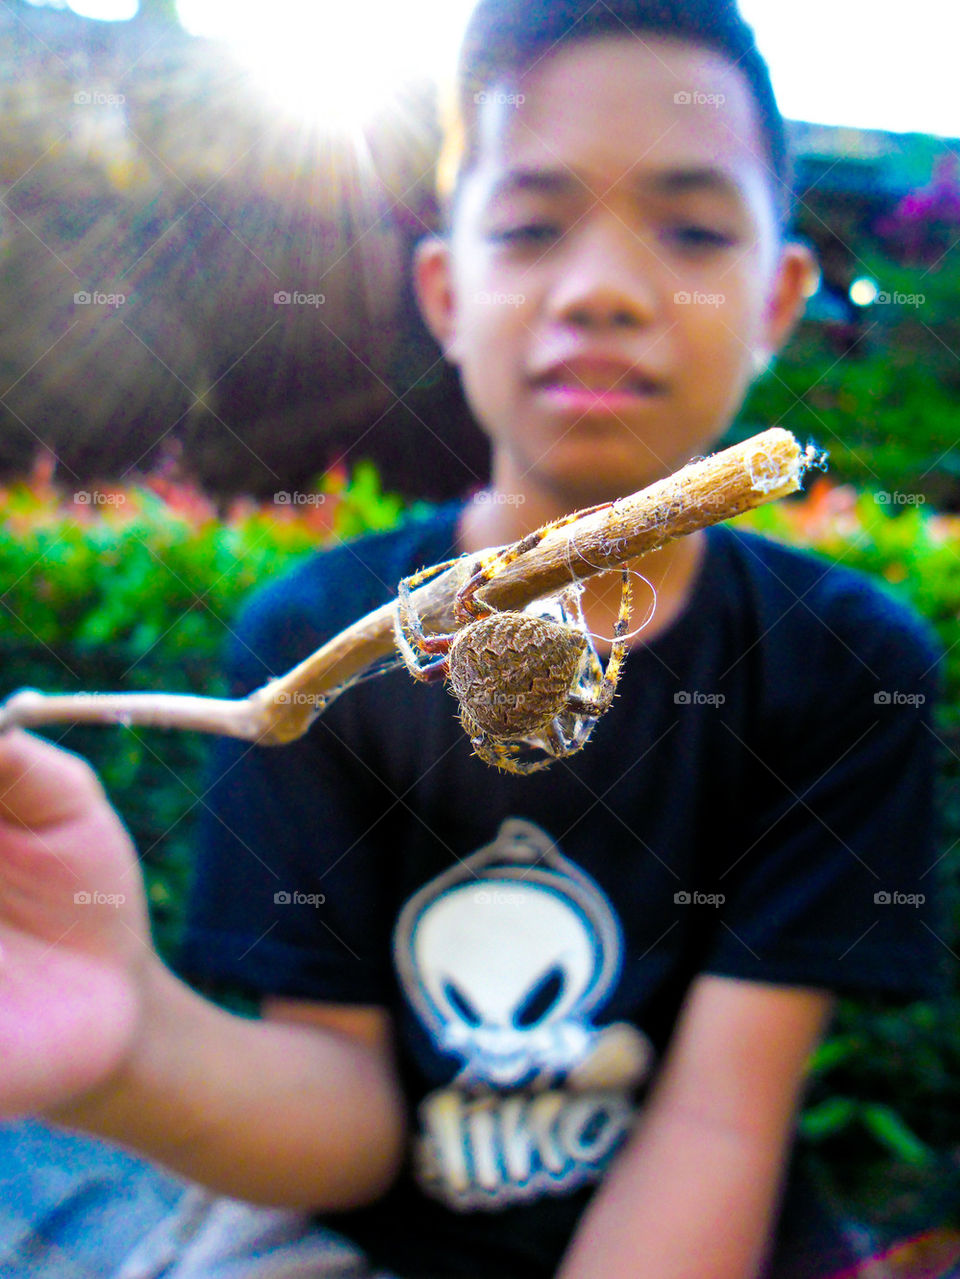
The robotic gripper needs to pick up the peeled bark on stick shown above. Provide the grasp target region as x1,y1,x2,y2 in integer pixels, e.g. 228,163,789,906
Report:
0,428,821,744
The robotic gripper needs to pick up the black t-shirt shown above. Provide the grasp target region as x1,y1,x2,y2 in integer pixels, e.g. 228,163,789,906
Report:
176,503,947,1279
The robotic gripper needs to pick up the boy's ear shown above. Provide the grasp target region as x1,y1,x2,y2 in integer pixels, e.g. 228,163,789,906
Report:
762,239,819,357
413,236,461,364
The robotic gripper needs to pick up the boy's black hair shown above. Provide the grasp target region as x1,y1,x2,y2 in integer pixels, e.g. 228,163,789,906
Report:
439,0,793,229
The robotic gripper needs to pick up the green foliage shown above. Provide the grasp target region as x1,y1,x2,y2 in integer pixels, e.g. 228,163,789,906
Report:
726,244,960,507
320,459,429,539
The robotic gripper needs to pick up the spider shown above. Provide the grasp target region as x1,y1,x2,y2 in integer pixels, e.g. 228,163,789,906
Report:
394,506,632,774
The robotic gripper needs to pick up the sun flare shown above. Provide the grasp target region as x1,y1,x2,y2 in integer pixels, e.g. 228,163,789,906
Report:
179,0,470,131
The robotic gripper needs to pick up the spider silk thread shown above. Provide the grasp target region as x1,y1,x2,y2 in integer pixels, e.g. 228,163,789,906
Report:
560,525,658,646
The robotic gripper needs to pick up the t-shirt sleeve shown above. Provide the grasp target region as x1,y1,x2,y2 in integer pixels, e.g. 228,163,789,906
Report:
702,573,948,1004
172,573,396,1009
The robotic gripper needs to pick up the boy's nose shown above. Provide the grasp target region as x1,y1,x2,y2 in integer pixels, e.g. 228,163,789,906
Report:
545,248,659,330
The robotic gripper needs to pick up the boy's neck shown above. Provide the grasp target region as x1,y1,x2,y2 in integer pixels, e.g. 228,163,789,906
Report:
455,469,707,648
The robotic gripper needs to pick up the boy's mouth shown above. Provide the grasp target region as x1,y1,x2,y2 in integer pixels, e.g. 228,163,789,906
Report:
531,357,667,412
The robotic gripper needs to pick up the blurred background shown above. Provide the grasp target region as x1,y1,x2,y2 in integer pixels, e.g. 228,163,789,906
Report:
2,0,960,1267
1,0,959,502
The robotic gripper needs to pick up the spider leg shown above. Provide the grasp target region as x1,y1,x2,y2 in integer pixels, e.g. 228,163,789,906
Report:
555,582,584,623
469,727,554,775
455,499,618,624
535,712,597,762
399,649,451,683
554,712,598,756
504,754,555,775
453,552,505,623
397,568,456,652
551,585,607,699
395,562,458,682
573,639,604,695
400,556,466,592
480,740,554,775
567,567,632,715
539,718,566,757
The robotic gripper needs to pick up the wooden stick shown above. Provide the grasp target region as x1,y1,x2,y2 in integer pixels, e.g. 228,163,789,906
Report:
0,428,820,744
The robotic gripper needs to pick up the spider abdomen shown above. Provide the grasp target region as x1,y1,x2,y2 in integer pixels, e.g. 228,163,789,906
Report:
447,612,588,738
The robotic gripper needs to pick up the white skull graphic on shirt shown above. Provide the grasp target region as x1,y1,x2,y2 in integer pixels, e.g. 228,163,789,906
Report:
394,818,653,1209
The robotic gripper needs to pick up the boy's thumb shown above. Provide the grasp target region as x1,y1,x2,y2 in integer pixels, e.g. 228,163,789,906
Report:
0,730,105,830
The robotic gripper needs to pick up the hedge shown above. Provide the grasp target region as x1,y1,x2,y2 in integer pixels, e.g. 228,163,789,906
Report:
2,464,960,1221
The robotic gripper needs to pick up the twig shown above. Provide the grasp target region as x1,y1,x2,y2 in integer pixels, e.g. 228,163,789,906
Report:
0,428,820,744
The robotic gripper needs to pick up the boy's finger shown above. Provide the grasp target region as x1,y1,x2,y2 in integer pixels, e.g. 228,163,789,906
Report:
0,730,104,830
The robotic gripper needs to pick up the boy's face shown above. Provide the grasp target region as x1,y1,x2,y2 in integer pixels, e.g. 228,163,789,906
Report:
416,34,814,505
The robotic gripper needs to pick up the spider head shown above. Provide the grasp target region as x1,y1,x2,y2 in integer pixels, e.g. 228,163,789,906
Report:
447,611,589,739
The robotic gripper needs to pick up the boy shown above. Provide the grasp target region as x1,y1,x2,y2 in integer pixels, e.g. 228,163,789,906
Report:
0,1,944,1277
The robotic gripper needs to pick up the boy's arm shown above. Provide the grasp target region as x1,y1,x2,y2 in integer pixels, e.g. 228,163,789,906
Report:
0,726,406,1213
556,975,834,1279
46,959,409,1211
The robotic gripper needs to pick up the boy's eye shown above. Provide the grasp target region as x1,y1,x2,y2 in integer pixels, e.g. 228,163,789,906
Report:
488,223,561,247
664,224,737,251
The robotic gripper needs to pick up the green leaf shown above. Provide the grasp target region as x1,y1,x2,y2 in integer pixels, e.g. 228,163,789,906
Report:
799,1096,857,1141
807,1035,860,1076
859,1103,932,1165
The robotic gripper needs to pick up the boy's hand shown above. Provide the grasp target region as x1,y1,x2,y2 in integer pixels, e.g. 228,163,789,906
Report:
0,730,154,1118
